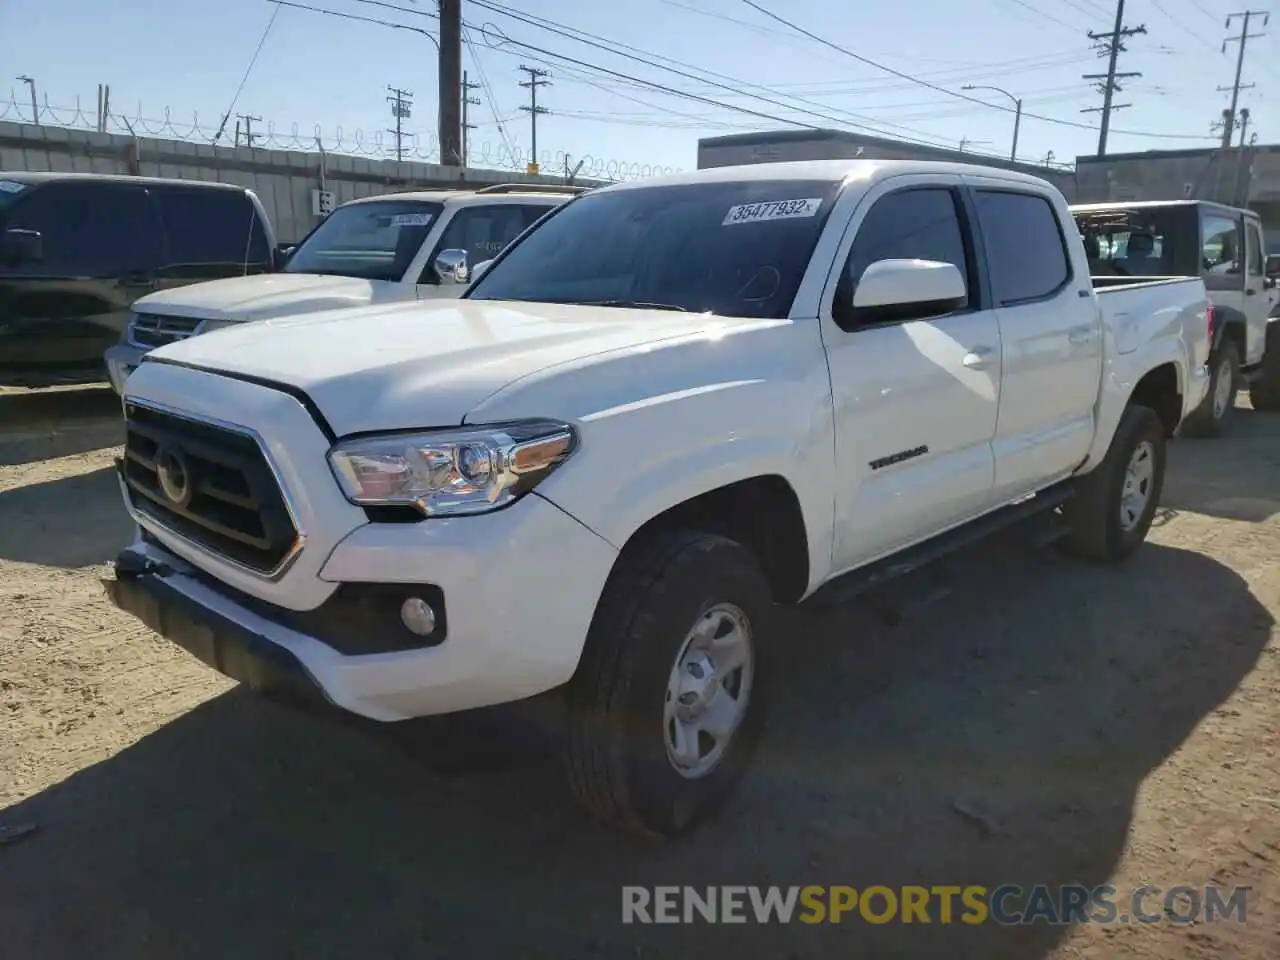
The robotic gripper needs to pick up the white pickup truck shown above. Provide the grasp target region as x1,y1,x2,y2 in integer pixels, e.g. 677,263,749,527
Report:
104,160,1210,838
101,184,581,393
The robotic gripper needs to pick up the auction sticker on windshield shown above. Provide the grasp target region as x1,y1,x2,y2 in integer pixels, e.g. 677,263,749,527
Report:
722,198,822,226
391,213,434,226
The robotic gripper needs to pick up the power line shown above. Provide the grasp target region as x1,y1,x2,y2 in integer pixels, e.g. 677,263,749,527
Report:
215,4,281,143
999,0,1083,33
1151,0,1222,51
462,26,517,158
735,0,1211,139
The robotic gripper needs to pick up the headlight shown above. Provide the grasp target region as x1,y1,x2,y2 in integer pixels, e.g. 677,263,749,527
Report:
327,420,576,517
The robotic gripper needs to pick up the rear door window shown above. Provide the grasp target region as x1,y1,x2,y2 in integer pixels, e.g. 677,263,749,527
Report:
154,186,271,279
974,190,1071,305
1,182,162,278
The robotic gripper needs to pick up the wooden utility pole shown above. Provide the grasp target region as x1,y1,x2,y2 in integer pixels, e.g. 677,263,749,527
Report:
1082,0,1146,156
438,0,463,166
386,86,413,162
1218,10,1268,148
461,71,481,168
518,65,551,174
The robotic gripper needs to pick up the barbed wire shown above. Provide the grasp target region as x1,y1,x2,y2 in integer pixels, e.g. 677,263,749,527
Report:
0,90,683,182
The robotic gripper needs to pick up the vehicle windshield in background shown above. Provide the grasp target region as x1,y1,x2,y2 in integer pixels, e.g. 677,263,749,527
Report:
466,180,842,318
1072,206,1184,278
284,200,443,282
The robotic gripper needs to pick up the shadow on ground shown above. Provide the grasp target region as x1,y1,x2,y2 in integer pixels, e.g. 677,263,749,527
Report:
0,466,133,568
0,387,122,466
1164,406,1280,523
0,538,1270,959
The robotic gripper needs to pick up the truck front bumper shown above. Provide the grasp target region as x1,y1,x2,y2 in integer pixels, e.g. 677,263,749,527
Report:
105,488,619,723
104,343,145,395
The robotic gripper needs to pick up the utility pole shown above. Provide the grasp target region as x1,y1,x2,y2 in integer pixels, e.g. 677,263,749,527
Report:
235,113,262,148
1082,0,1146,156
386,85,414,162
461,71,481,168
438,0,463,166
1219,10,1268,148
518,65,551,175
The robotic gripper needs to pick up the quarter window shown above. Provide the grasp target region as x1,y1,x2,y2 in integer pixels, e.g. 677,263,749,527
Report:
836,187,973,328
974,190,1070,305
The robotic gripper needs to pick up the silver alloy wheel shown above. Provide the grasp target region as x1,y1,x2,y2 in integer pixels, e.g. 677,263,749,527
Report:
1212,356,1234,419
664,602,755,779
1119,439,1156,532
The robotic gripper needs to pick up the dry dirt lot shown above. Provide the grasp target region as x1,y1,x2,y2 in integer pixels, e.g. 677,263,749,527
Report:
0,384,1277,960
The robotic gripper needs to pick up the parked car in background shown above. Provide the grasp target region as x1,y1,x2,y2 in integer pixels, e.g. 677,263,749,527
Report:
102,184,584,393
1071,199,1279,434
0,172,275,389
106,160,1208,838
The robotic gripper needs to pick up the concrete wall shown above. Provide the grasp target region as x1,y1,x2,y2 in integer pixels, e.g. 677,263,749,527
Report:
697,129,1079,200
0,121,604,243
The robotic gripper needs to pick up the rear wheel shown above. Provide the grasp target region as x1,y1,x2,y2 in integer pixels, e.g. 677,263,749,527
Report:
1248,325,1280,411
1060,404,1166,562
1182,342,1240,437
563,530,773,839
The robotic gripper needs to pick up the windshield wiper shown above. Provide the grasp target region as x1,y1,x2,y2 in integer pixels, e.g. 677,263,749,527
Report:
579,299,689,312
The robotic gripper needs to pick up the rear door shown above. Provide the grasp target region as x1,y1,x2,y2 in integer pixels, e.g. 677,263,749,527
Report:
152,185,272,291
0,181,163,382
965,178,1103,499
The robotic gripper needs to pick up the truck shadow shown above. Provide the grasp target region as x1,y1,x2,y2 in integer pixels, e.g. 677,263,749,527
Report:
0,539,1269,959
0,465,134,568
0,387,123,466
1162,407,1280,523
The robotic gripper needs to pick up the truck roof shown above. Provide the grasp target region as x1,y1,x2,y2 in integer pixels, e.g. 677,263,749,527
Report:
592,158,1060,193
1071,198,1260,220
0,171,251,191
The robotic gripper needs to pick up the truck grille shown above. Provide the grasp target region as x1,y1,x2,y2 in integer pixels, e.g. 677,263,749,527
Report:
128,313,203,349
121,403,300,576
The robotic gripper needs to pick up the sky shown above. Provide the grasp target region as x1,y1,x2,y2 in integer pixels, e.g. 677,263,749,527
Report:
2,0,1277,179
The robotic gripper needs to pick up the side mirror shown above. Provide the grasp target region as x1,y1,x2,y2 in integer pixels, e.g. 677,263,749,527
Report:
851,258,966,324
275,244,295,267
433,248,469,285
1,228,43,267
471,258,494,283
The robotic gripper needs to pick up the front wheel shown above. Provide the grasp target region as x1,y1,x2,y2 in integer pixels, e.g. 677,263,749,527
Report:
1060,404,1166,562
563,530,773,839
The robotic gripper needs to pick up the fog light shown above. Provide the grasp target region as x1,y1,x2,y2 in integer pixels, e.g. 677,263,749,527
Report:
399,597,436,636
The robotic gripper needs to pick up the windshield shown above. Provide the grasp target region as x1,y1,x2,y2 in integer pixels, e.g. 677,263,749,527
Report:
1072,206,1184,278
285,199,442,281
466,179,841,318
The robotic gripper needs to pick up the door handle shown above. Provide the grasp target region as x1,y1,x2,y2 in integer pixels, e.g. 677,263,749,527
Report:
1245,288,1257,296
962,346,995,370
1068,325,1098,345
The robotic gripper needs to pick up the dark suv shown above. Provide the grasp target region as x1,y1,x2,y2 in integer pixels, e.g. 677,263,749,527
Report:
0,173,276,388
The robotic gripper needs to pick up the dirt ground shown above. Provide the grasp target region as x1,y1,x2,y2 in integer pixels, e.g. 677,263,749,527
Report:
0,384,1277,960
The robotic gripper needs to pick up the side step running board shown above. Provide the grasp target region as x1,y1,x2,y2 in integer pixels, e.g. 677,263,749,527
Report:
807,479,1076,613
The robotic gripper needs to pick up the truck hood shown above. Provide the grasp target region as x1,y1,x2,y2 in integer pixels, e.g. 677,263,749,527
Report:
133,273,410,323
144,299,725,435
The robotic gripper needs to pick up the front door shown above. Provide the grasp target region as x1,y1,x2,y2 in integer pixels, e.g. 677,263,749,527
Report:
820,179,1001,572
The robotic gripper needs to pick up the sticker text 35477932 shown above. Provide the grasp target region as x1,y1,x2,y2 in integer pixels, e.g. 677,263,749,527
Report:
721,198,823,226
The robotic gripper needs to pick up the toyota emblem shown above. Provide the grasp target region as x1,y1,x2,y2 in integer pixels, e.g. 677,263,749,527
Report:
154,445,193,507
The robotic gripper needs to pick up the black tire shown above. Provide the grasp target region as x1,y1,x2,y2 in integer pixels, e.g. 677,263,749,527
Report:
563,529,774,839
1248,327,1280,411
1060,404,1166,563
1181,341,1240,437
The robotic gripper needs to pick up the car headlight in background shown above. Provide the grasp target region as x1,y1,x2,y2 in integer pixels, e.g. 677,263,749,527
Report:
327,420,576,517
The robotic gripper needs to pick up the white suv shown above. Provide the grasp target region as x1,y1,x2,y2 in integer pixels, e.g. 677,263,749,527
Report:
103,184,582,392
